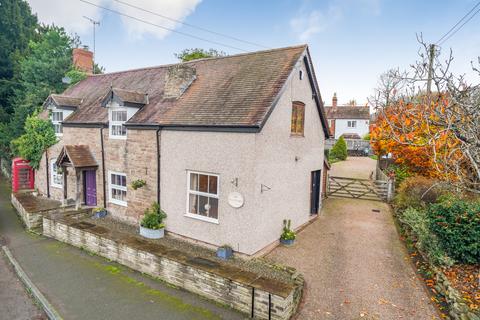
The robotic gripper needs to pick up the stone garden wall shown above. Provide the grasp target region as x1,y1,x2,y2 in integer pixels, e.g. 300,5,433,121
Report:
434,269,479,320
43,216,302,320
11,193,44,230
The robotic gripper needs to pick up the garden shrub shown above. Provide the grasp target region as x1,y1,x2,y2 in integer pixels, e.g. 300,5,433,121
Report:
395,176,446,211
330,136,347,161
427,196,480,264
399,207,453,266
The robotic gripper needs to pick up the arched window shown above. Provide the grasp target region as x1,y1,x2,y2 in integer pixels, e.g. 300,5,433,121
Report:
291,101,305,135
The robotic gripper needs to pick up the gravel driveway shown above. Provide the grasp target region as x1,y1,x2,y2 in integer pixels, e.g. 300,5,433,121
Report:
267,157,439,320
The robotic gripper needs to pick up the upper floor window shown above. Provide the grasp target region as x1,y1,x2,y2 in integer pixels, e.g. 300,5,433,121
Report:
110,109,127,138
51,111,63,136
291,101,305,136
347,120,357,128
186,171,219,223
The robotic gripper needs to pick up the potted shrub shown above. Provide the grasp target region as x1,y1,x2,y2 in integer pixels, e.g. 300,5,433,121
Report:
92,207,107,218
216,245,233,260
280,219,296,245
139,202,167,239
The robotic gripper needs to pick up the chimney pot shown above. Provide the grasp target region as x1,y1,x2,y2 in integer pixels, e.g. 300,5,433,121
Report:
332,92,338,108
72,48,93,74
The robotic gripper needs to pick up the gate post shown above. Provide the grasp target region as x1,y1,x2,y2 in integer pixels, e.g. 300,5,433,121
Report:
387,177,395,202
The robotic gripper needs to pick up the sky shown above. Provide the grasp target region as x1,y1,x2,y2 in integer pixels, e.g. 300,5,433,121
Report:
27,0,480,106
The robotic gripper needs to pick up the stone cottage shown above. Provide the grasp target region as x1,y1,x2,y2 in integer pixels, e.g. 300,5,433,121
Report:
35,45,330,256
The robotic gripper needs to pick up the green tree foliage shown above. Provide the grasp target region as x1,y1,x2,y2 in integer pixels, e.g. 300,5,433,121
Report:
174,48,226,62
0,0,37,118
0,26,84,159
427,196,480,264
330,136,348,161
11,114,57,169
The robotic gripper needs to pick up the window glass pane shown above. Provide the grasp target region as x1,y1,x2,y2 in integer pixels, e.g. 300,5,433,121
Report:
198,195,209,216
209,198,218,219
190,173,198,191
121,125,127,136
121,175,126,187
208,176,217,194
199,174,208,193
189,194,198,214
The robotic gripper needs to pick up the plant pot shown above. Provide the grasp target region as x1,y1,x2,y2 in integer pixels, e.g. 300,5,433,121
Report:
216,247,233,260
139,226,164,239
93,210,107,219
32,191,38,197
280,238,295,246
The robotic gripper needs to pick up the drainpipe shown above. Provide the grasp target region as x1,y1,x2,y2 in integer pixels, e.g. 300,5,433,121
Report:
45,149,50,198
100,127,107,208
156,127,161,206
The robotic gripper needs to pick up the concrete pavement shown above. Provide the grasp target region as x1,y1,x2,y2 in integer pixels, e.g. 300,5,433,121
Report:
267,157,439,320
0,176,244,320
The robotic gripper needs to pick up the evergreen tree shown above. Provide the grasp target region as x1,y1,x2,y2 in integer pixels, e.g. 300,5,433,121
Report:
330,136,348,161
0,0,37,120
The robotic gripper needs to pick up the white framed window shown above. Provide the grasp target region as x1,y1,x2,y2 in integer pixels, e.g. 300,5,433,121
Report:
347,120,357,128
109,171,127,206
109,109,127,139
186,171,219,223
50,159,63,188
51,111,63,136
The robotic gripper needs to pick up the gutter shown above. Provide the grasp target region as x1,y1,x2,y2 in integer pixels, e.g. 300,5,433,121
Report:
45,149,50,198
100,127,107,208
156,127,161,205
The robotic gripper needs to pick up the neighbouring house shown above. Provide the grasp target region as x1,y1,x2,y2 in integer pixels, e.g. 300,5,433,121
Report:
34,45,330,256
324,93,370,139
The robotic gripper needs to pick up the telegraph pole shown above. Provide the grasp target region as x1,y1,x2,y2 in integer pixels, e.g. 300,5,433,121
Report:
83,16,100,74
426,44,435,94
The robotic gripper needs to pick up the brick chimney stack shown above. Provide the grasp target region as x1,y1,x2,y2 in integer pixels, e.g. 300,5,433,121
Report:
332,92,338,109
72,48,93,74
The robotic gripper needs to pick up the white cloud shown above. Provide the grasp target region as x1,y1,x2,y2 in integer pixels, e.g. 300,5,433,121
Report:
27,0,201,39
290,5,342,41
111,0,201,40
290,0,381,41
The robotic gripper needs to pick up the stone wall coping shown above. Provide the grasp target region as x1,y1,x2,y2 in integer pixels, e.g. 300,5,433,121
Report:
12,193,64,214
47,214,295,298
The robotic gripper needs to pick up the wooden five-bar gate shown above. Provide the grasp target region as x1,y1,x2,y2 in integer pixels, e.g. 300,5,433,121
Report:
327,176,393,202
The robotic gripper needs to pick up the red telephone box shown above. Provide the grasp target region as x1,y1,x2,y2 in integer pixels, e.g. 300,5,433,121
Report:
12,157,34,192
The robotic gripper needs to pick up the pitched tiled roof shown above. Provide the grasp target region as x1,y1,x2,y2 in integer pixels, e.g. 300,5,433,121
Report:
56,145,98,168
101,88,149,107
324,106,370,120
61,45,319,129
47,94,82,109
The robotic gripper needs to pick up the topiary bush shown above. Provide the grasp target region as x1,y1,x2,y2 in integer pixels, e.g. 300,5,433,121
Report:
427,196,480,264
329,136,347,161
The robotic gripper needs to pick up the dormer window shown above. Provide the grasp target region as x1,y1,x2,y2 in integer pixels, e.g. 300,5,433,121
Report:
110,109,127,138
51,111,64,136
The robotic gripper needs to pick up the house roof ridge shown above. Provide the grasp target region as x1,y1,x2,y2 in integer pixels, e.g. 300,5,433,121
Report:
89,44,308,77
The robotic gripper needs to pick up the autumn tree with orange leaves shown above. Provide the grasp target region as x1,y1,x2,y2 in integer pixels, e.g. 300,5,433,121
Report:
370,39,480,192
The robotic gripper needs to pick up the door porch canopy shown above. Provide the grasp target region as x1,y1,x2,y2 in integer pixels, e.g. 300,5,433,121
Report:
55,145,98,208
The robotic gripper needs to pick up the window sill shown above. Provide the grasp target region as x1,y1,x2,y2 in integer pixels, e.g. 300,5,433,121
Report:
51,184,63,189
109,135,127,140
290,134,305,138
184,213,219,224
109,199,128,207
